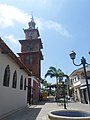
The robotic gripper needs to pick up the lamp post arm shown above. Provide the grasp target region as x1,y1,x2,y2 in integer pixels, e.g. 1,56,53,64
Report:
72,59,82,66
81,56,90,66
86,63,90,66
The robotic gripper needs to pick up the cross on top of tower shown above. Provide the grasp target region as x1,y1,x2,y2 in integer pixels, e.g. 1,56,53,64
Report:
28,12,36,29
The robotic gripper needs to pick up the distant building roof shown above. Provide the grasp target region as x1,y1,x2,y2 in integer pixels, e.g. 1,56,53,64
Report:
69,65,90,77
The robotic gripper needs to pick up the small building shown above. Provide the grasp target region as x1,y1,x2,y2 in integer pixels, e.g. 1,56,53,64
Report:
0,38,31,118
69,66,90,104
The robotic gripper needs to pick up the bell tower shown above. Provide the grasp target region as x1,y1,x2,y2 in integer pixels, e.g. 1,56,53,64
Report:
18,15,43,104
18,16,43,78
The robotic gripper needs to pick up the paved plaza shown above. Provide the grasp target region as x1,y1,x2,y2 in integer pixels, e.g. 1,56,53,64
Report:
1,97,90,120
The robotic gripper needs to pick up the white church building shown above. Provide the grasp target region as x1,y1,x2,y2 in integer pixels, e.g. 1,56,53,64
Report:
0,37,31,118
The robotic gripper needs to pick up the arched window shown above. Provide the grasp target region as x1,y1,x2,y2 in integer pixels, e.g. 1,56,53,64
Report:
3,65,10,87
20,75,23,90
24,78,26,90
12,71,17,88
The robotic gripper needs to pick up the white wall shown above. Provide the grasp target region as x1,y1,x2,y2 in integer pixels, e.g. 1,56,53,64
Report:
0,51,28,117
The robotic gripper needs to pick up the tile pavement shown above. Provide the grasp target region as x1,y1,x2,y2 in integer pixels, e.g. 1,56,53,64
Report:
1,97,90,120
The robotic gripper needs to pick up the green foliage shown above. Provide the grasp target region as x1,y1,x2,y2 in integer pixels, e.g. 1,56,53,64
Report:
44,66,69,99
45,66,65,82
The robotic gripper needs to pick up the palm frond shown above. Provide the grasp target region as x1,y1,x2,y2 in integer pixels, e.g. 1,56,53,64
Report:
57,68,62,72
63,74,69,79
45,72,53,78
49,66,57,72
50,74,56,78
46,69,54,74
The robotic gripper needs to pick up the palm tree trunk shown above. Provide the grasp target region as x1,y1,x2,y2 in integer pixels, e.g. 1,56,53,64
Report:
56,78,59,101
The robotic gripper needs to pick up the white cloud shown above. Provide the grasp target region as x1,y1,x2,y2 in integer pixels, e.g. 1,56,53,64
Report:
0,4,30,27
0,4,71,37
4,35,19,46
36,18,72,37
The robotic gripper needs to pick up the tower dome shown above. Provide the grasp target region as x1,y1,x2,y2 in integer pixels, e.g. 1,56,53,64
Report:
28,15,36,29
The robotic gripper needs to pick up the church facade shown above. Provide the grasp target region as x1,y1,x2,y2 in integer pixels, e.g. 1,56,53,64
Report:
0,38,31,118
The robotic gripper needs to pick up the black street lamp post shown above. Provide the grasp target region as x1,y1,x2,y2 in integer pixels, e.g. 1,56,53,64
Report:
62,82,67,109
69,51,90,104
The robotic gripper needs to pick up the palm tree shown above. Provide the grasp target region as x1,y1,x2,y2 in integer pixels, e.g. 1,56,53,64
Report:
45,66,65,100
63,75,69,96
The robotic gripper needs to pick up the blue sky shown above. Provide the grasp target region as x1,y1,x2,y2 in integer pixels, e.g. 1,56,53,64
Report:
0,0,90,83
